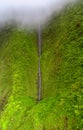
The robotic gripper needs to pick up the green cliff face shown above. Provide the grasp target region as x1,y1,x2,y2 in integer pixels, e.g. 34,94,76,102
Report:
0,1,83,130
0,29,38,129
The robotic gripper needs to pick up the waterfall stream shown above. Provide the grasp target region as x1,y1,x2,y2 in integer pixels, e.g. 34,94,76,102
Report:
38,25,42,101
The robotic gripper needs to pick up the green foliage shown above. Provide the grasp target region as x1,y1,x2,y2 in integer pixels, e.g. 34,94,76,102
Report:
0,96,35,130
0,29,38,129
41,1,83,98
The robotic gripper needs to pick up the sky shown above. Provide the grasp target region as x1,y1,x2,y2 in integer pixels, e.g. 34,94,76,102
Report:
0,0,77,29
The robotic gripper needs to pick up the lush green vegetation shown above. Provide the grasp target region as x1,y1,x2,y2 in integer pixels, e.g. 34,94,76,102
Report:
0,29,38,129
0,0,83,130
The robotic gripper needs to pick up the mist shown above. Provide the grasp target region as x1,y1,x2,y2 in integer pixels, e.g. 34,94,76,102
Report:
0,0,77,29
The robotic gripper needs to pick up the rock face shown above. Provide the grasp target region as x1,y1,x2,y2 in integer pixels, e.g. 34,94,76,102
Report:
0,0,83,130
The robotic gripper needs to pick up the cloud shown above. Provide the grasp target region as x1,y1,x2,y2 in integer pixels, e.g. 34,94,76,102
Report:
0,0,77,29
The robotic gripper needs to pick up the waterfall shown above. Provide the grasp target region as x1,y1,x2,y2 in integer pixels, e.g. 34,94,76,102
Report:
37,25,42,101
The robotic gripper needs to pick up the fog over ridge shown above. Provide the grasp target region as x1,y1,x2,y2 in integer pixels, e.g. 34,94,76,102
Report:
0,0,77,29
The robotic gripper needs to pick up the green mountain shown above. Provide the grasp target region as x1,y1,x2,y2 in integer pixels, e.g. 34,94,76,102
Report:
0,1,83,130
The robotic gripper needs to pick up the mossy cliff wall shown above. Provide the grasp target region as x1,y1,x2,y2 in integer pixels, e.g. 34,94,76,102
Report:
0,1,83,130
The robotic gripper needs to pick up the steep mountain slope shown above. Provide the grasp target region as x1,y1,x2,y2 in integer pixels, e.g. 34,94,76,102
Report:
0,0,83,130
42,0,83,98
0,29,38,129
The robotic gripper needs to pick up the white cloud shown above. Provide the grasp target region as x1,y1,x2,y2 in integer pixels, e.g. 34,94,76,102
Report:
0,0,77,29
